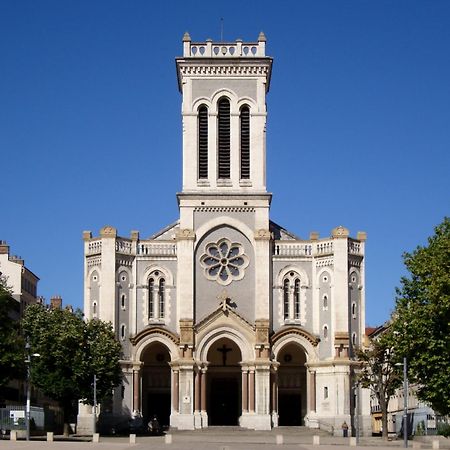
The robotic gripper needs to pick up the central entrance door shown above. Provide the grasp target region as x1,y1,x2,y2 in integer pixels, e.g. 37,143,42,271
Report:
207,337,242,426
277,343,307,426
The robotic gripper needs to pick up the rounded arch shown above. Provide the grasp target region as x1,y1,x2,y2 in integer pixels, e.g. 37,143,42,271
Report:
133,332,179,363
142,264,174,286
237,97,257,111
277,265,310,288
210,89,238,113
194,217,255,251
87,267,100,283
271,331,318,363
192,97,212,112
196,326,254,362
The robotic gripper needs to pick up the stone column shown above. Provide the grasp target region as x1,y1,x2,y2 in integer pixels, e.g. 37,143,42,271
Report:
194,369,201,413
172,370,179,412
133,367,141,413
309,371,316,413
271,371,278,414
242,369,248,412
249,369,255,412
201,369,207,412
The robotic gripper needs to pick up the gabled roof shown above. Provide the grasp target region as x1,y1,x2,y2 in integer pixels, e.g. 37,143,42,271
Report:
270,220,301,241
148,220,180,241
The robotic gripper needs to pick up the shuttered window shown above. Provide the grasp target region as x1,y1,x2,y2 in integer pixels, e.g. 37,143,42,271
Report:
198,105,208,179
148,278,154,319
217,98,231,179
283,279,289,320
240,105,250,179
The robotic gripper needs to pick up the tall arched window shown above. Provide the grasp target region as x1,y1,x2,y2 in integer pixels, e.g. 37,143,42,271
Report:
240,105,250,179
198,105,208,179
283,279,289,320
148,278,155,319
159,278,165,319
294,278,300,319
217,98,231,179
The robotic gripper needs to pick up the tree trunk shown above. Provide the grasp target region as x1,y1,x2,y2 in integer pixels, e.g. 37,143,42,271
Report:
62,400,72,437
379,394,389,440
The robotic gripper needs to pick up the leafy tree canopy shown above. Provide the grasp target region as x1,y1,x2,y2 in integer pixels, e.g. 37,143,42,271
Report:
392,217,450,415
22,304,122,418
0,279,25,388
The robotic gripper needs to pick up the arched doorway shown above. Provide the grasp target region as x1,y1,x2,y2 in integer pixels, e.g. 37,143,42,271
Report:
207,337,242,425
277,343,307,426
141,342,171,427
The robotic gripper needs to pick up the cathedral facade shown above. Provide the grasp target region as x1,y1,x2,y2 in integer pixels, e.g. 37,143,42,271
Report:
79,34,370,433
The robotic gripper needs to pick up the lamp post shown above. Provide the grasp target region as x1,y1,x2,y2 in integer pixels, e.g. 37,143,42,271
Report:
25,340,40,441
92,375,97,435
353,384,360,444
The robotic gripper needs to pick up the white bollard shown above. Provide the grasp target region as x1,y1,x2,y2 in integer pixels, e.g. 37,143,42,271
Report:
47,431,54,442
165,433,172,444
129,433,136,444
92,432,100,443
10,430,17,441
276,434,283,445
432,439,440,449
313,434,320,445
349,437,357,446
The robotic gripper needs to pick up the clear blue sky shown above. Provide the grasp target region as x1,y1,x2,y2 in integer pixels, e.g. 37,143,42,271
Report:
1,1,449,326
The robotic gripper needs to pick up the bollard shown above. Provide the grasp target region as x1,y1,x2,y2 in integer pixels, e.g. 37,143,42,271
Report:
10,430,17,441
129,433,136,444
432,440,440,449
349,437,356,446
165,433,172,444
276,434,283,445
92,432,100,443
412,442,421,449
47,431,54,442
313,435,320,445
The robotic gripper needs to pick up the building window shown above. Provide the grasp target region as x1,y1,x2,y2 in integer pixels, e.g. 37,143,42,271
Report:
148,278,155,319
159,278,165,319
294,278,300,319
283,278,289,320
323,294,328,310
121,294,126,310
120,324,126,340
240,105,250,179
92,301,97,316
198,105,208,179
324,386,329,399
323,325,328,340
352,333,357,345
352,302,356,318
217,97,230,179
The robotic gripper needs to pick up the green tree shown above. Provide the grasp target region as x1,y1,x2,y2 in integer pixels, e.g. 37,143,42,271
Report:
22,304,122,434
392,217,450,415
0,279,25,390
356,327,402,440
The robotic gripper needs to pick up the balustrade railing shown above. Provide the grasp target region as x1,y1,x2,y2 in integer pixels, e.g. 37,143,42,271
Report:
116,239,132,254
137,242,177,257
274,242,313,257
87,239,102,255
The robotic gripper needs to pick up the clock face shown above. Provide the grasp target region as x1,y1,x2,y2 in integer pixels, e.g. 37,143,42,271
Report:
200,238,249,286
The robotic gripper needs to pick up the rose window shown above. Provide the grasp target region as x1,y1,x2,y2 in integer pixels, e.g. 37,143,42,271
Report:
200,238,249,286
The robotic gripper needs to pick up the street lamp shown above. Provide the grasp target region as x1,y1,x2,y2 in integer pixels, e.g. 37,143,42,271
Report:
396,357,408,448
25,340,40,441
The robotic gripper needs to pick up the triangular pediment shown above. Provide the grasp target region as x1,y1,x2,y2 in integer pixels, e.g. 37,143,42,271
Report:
195,303,255,335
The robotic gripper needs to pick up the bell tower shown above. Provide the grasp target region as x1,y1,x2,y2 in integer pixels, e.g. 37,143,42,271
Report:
176,32,272,194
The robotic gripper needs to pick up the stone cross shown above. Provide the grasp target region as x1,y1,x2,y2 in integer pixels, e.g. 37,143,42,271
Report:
217,344,232,366
217,289,229,311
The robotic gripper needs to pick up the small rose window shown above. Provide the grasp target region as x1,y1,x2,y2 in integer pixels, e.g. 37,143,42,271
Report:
200,238,249,285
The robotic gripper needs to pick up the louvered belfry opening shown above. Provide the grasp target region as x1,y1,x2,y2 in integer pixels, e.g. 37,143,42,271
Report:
217,98,231,179
198,105,208,179
240,105,250,179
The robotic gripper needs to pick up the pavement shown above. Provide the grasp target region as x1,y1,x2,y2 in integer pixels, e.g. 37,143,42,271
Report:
1,427,448,450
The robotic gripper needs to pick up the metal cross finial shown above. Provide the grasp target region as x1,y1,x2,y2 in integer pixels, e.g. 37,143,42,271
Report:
217,289,229,311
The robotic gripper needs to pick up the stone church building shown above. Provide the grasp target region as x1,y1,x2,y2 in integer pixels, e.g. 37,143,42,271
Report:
78,33,370,433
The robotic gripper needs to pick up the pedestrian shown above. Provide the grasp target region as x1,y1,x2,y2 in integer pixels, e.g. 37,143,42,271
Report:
342,421,349,437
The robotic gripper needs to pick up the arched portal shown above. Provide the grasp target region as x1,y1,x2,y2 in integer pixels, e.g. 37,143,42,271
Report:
277,343,307,425
141,342,171,427
206,337,242,425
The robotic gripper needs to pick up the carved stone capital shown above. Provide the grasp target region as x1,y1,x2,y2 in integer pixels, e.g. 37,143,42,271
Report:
83,231,92,241
179,319,194,345
255,319,269,345
254,229,272,241
176,229,196,241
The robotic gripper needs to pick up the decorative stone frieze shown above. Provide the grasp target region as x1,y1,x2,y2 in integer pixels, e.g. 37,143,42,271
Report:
179,319,194,346
255,319,269,345
331,225,349,238
179,65,269,77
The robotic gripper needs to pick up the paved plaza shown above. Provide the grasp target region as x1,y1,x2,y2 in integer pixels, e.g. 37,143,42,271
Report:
1,428,448,450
